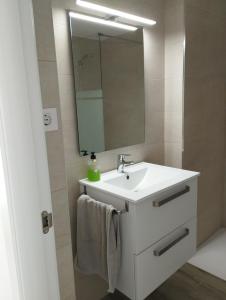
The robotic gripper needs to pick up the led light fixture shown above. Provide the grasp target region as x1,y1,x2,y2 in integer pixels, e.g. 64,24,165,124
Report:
76,0,156,26
69,11,138,31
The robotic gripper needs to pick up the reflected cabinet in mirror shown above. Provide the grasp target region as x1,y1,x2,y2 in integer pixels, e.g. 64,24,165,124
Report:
69,13,145,155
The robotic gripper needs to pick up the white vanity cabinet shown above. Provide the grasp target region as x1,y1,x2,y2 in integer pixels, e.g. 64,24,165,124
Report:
132,179,197,254
134,218,196,300
80,163,199,300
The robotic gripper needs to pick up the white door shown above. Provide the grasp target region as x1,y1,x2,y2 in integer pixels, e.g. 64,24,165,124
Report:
0,0,60,299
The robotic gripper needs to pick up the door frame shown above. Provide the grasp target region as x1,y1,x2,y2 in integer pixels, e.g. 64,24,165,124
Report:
0,0,60,299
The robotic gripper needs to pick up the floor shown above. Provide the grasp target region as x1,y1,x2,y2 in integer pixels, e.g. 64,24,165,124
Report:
102,264,226,300
189,228,226,281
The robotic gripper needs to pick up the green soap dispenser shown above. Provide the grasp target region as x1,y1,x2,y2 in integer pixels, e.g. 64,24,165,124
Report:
87,152,101,182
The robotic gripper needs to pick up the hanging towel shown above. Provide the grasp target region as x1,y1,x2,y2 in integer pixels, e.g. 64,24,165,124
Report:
76,194,121,293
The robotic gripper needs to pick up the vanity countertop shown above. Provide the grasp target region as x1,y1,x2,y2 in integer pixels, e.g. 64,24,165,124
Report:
79,162,199,203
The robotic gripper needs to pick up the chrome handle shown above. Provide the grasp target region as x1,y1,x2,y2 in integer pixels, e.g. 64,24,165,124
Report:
153,228,190,257
153,185,190,207
118,154,131,160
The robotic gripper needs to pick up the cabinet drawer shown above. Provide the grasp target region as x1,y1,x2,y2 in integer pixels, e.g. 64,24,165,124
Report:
134,178,197,254
135,218,196,300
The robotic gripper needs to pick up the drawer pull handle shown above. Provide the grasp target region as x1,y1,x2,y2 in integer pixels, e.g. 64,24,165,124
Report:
153,185,190,207
153,228,190,257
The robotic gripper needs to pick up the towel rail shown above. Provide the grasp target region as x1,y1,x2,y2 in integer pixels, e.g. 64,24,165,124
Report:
80,185,129,215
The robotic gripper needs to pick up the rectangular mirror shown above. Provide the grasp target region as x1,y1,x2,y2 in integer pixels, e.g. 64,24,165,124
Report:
69,13,145,155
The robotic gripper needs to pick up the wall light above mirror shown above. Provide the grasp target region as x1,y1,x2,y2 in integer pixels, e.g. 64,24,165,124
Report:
76,0,157,26
69,12,138,31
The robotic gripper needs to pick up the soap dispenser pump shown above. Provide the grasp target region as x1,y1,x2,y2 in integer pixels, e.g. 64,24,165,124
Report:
87,152,101,182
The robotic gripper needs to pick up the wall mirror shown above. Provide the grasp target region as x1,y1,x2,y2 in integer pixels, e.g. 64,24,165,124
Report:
69,12,145,155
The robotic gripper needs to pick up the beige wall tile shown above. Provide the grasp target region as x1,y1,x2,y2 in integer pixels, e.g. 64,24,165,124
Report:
183,139,225,175
164,0,184,169
148,113,164,144
165,143,182,168
61,120,79,162
196,166,224,219
197,204,223,245
32,0,56,61
57,73,79,163
57,243,76,300
165,113,182,143
185,5,226,79
52,8,74,76
183,0,226,244
165,41,184,79
148,79,165,113
144,25,165,80
185,0,226,18
51,189,72,248
58,74,76,122
165,0,184,45
38,61,61,109
165,77,183,113
46,130,67,191
148,143,165,164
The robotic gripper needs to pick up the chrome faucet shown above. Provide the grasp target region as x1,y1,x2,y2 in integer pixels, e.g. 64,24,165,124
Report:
117,154,134,173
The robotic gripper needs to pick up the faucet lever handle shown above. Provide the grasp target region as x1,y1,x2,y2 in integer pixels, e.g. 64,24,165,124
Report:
118,154,131,162
117,154,134,173
119,153,131,158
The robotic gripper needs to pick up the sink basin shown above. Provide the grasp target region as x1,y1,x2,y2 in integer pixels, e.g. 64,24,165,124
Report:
105,168,148,191
79,162,199,202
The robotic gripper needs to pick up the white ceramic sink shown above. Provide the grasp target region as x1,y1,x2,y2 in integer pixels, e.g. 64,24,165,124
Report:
79,162,199,202
105,168,148,191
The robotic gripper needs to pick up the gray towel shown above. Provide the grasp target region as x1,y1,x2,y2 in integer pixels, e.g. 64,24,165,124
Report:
76,195,121,293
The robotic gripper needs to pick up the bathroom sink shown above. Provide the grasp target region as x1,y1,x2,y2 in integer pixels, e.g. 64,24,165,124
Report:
80,162,199,202
105,168,148,191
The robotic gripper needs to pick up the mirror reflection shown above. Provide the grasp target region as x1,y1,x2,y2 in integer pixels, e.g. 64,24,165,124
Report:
69,14,145,155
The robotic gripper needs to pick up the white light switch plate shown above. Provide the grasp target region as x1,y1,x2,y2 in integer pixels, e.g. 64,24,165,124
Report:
43,108,58,132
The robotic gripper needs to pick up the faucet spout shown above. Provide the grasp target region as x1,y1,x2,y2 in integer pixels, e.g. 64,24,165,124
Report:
117,154,134,173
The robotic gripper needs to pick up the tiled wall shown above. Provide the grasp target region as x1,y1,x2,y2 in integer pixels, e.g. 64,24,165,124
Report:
164,0,185,168
183,0,226,244
164,0,226,244
32,1,76,299
51,0,165,299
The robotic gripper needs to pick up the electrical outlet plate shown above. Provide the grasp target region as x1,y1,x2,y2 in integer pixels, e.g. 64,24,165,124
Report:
43,108,58,132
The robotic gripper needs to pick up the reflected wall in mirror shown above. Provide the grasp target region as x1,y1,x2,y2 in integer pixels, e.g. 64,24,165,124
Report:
69,13,145,155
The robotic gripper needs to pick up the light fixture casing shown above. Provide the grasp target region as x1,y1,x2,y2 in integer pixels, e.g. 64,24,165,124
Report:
76,0,156,26
69,11,138,31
